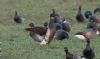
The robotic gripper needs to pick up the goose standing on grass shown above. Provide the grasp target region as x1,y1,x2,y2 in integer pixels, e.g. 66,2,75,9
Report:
25,23,47,42
54,23,69,40
13,11,25,24
50,9,62,24
83,40,96,59
64,47,83,59
40,17,56,45
76,5,85,22
75,21,98,41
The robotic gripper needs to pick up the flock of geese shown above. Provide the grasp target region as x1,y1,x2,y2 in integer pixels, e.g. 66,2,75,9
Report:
13,5,100,59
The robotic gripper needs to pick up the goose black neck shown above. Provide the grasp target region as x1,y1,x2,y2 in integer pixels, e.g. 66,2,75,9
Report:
64,47,68,53
78,5,82,13
15,11,18,16
52,9,56,14
86,39,90,46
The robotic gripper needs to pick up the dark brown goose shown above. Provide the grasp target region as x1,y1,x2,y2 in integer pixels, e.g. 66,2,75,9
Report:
62,18,71,32
54,23,69,40
83,40,96,59
76,5,85,22
14,11,25,24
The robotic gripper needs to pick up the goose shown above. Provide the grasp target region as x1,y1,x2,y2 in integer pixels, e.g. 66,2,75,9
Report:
83,40,96,59
13,11,25,24
75,21,98,41
25,23,47,36
40,17,56,45
76,5,85,22
25,23,47,42
64,47,83,59
94,8,100,14
84,10,100,23
62,18,71,32
54,23,69,40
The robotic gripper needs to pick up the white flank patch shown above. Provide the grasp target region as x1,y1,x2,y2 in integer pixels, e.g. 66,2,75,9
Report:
96,31,100,35
75,35,86,40
40,40,47,45
81,58,86,59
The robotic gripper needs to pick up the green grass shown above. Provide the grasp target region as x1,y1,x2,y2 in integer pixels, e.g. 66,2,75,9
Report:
0,0,100,59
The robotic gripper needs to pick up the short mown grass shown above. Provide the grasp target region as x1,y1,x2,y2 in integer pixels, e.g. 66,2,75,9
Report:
0,0,100,59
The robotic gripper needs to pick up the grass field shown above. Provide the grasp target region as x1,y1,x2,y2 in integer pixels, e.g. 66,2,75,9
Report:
0,0,100,59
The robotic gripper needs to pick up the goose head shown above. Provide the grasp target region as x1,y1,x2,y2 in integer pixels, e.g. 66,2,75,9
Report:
50,9,59,17
29,23,34,28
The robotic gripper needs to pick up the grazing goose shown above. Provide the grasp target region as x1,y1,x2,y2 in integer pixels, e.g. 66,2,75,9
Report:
94,8,100,14
54,23,69,40
76,5,85,22
64,47,82,59
40,17,56,45
83,40,95,59
84,10,100,23
62,19,71,32
84,11,92,19
75,21,98,41
13,11,25,24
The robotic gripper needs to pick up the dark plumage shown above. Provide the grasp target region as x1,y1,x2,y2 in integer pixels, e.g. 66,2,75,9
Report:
54,23,69,40
94,8,100,14
83,40,95,59
86,21,97,29
89,15,100,23
25,23,47,42
62,19,71,32
84,11,92,19
13,11,25,24
76,5,85,22
54,29,69,40
64,47,82,59
25,23,47,36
